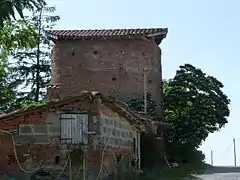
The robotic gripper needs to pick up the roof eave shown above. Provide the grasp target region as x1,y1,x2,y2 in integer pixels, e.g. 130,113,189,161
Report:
45,31,58,41
147,29,168,45
45,28,168,43
146,29,168,38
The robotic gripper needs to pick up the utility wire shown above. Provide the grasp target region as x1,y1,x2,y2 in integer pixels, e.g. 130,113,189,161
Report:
216,141,233,159
210,141,233,166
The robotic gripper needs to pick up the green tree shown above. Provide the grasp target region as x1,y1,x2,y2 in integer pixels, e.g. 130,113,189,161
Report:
164,64,230,148
0,61,17,113
127,63,230,168
10,6,60,103
0,20,40,113
0,20,39,60
0,0,46,27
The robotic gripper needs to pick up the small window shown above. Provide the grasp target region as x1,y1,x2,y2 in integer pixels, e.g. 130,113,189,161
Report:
54,155,60,164
112,77,116,81
93,50,98,54
121,131,125,137
148,80,152,83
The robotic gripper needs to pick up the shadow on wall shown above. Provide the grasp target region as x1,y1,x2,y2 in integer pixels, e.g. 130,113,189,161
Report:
140,134,165,169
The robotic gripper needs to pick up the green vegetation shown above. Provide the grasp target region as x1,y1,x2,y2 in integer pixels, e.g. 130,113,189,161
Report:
0,0,46,27
0,60,16,113
0,1,58,112
164,64,230,147
0,1,230,178
127,64,230,178
0,20,39,60
21,101,46,110
9,6,59,103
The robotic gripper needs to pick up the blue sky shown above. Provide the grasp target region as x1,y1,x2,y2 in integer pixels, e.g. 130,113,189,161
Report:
46,0,240,165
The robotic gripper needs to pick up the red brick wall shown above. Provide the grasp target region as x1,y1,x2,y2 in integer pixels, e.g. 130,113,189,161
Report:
0,112,61,173
0,106,136,177
87,146,135,178
48,39,162,103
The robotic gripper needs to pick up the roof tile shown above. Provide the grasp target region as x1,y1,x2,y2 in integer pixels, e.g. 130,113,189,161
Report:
45,28,168,40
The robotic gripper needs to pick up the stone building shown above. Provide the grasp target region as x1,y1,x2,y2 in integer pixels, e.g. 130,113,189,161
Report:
45,28,168,111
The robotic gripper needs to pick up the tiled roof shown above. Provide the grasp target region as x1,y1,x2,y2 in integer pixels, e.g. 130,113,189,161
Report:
45,28,168,41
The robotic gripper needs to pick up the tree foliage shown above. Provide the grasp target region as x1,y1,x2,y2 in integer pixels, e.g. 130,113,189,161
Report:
127,93,158,119
0,20,39,60
127,63,230,166
0,0,46,27
128,64,230,168
0,61,18,113
164,64,230,147
0,8,43,113
9,6,59,103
